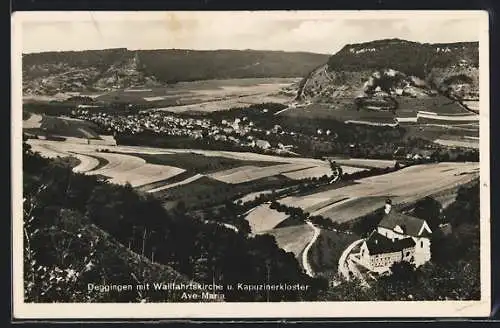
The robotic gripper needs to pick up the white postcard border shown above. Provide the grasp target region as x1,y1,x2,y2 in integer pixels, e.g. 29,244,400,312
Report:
11,10,491,319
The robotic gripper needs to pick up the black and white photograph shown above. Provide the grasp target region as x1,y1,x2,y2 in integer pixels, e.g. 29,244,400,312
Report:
12,10,490,318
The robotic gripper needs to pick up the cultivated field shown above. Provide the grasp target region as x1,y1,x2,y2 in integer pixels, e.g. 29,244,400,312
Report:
23,113,44,129
312,196,388,219
208,161,367,184
70,153,101,173
245,204,290,234
89,152,186,187
283,96,476,128
26,139,479,221
26,140,186,188
236,190,281,203
280,103,397,124
434,138,480,149
26,139,360,193
394,95,472,118
208,163,315,184
146,174,205,193
23,91,104,103
278,162,479,223
259,223,315,262
154,94,292,113
402,122,479,148
95,78,298,112
462,100,480,112
325,158,396,169
23,114,102,139
127,152,285,174
282,165,365,179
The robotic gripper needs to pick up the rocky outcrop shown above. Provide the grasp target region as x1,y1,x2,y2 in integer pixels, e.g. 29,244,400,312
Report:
297,39,479,106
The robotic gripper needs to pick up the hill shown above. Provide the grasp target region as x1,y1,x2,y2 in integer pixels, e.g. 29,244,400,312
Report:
22,48,329,95
296,38,479,112
23,154,192,303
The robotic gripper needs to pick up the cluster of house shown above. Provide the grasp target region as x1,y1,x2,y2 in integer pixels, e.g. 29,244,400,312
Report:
71,109,296,154
352,200,433,275
393,147,435,161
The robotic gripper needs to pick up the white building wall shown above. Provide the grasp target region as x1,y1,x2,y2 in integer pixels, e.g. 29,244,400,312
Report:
377,227,406,240
359,242,372,271
369,251,402,273
412,237,431,267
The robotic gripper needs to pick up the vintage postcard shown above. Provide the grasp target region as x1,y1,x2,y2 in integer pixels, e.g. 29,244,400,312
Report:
11,10,490,319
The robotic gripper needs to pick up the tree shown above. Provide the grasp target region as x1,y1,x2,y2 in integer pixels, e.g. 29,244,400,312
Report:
412,196,442,230
388,261,416,281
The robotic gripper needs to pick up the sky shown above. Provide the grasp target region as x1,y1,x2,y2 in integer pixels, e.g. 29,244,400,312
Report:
17,11,485,55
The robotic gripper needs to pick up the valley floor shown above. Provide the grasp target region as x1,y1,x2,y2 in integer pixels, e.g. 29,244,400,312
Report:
25,138,479,278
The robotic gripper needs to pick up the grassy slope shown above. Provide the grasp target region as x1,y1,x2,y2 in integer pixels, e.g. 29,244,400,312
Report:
90,222,191,286
308,229,360,276
395,95,470,117
262,223,315,266
127,152,285,174
281,95,469,123
23,115,102,139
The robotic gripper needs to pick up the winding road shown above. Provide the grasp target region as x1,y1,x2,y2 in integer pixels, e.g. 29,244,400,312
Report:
302,221,321,277
69,152,100,173
338,239,364,280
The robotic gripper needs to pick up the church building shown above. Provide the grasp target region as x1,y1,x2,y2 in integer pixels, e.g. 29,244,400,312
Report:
357,200,433,274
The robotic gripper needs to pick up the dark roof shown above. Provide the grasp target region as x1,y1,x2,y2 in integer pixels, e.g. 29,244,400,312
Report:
378,211,428,236
365,231,416,255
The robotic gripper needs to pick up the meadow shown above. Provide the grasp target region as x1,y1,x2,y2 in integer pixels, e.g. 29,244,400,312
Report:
281,95,475,128
280,103,396,124
258,223,315,269
308,229,360,276
245,204,290,234
124,152,286,174
394,95,472,118
23,114,102,139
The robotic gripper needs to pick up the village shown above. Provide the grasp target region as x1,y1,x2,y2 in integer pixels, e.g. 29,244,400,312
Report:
70,107,298,155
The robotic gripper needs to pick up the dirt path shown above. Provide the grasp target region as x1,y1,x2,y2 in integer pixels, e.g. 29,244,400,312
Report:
146,174,204,193
203,220,239,233
302,221,321,277
70,152,100,173
347,258,370,288
338,239,364,280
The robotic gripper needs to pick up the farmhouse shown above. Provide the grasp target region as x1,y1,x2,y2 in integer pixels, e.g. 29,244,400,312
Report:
356,200,432,274
255,139,272,150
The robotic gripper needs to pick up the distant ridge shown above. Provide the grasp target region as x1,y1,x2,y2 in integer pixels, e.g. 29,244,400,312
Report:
22,48,330,95
297,38,479,104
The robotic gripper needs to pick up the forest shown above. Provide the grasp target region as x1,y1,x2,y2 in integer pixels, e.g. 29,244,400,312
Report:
23,48,328,83
327,39,478,77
